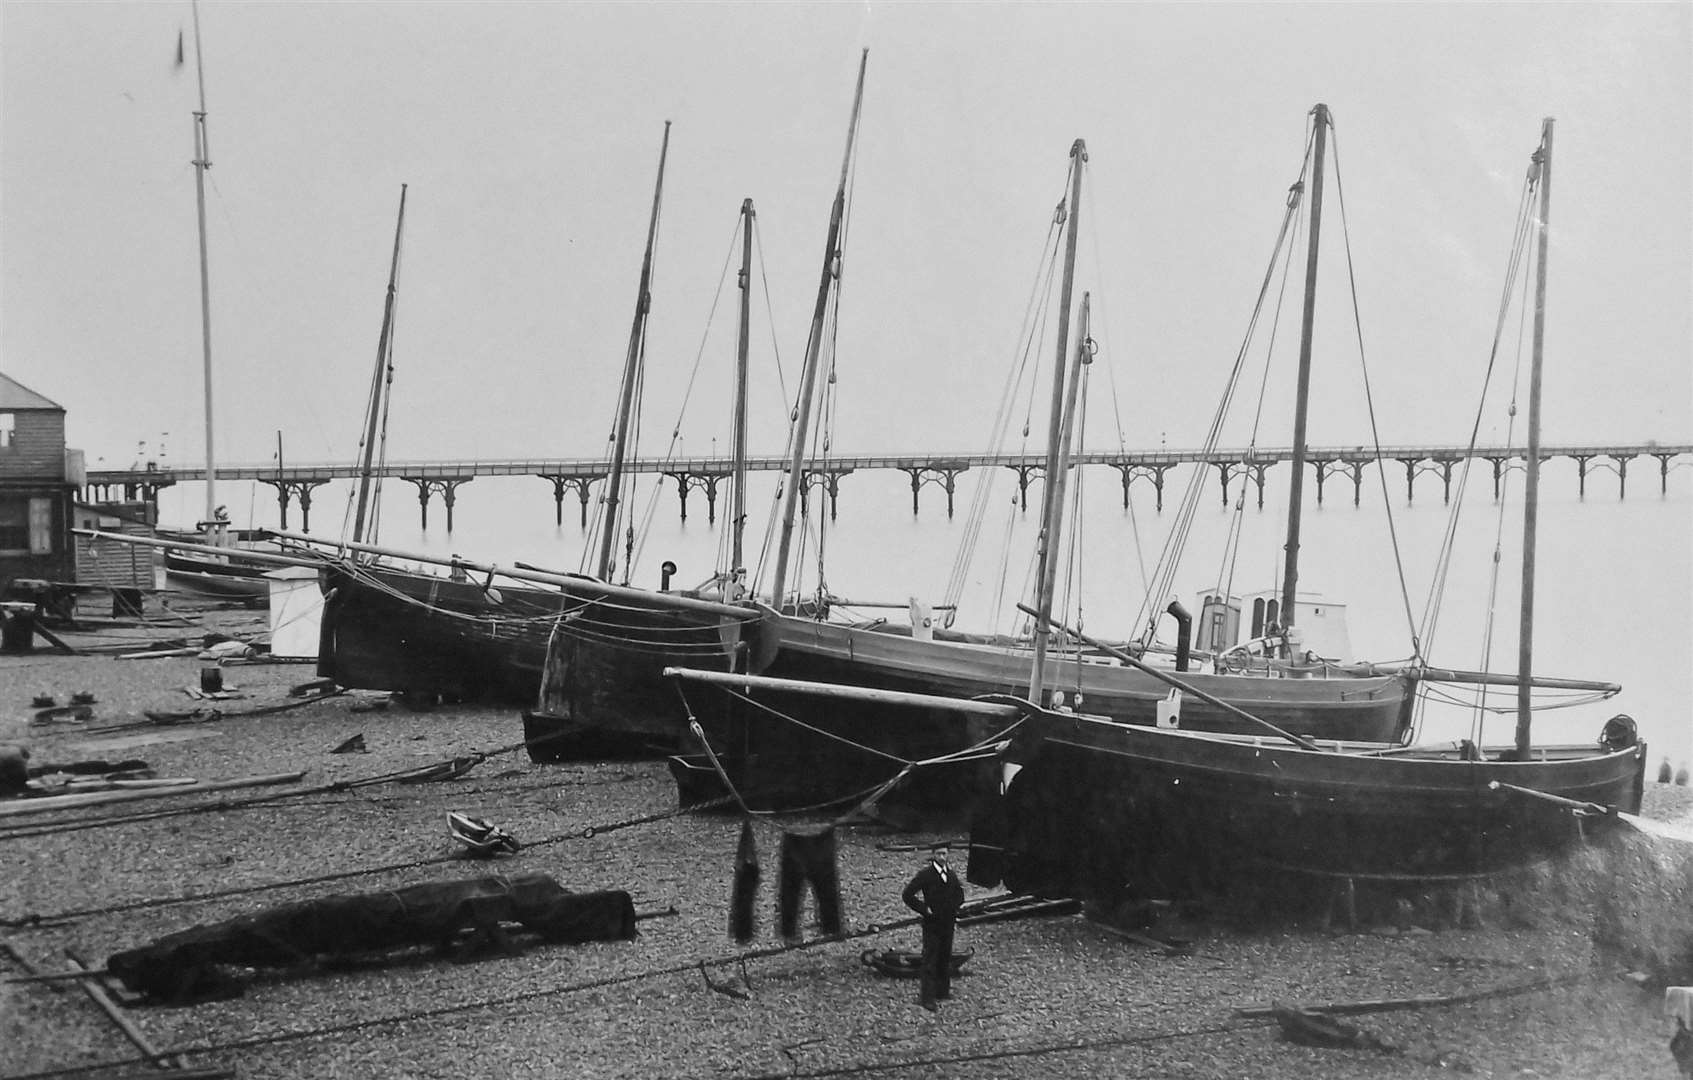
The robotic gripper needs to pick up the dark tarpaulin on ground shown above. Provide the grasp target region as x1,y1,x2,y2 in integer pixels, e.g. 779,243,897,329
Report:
107,872,635,1001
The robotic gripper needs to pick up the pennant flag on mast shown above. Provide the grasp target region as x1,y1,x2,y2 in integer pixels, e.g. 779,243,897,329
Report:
175,30,185,68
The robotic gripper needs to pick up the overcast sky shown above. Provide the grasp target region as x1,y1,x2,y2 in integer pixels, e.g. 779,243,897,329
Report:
2,1,1688,471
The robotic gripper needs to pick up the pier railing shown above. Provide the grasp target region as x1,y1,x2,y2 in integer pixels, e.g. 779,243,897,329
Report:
85,442,1690,532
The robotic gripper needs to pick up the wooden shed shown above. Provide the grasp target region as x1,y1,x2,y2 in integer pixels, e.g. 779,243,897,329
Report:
0,374,78,594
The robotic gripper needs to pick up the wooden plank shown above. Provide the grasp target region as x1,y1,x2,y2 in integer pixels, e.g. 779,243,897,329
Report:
0,770,306,818
1234,975,1565,1017
63,950,183,1069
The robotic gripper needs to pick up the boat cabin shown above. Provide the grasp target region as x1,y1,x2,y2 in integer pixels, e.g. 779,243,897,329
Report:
1194,588,1354,664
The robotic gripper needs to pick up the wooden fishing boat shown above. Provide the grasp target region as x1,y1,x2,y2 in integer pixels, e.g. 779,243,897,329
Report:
663,671,1020,817
970,698,1646,902
738,612,1413,742
526,69,871,760
314,558,565,704
305,155,757,711
657,122,1420,819
303,540,755,708
162,548,270,600
538,67,1417,790
968,116,1651,908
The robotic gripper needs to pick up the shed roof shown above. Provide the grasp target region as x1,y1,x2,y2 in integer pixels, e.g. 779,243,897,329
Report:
0,373,66,411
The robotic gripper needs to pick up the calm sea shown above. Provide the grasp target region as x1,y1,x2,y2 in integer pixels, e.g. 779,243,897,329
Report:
160,461,1692,770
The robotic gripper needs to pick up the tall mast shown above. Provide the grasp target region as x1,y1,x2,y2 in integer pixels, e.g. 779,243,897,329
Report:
1029,283,1091,705
770,49,868,610
353,184,408,544
1028,140,1087,702
1279,103,1329,633
597,121,672,582
730,198,755,577
189,0,217,529
1516,118,1554,757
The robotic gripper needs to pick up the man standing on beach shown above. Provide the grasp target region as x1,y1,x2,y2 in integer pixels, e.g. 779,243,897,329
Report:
902,843,965,1012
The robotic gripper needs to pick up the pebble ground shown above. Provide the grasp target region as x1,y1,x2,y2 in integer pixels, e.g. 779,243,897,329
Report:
3,597,1690,1079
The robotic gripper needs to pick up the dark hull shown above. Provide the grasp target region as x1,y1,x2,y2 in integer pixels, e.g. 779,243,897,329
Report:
529,606,1411,813
524,593,758,760
755,616,1416,743
317,564,571,704
663,679,1003,822
971,702,1648,907
164,551,270,600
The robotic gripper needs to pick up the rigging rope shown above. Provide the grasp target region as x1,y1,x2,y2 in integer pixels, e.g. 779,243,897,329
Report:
941,163,1072,626
1324,123,1423,667
1131,132,1312,649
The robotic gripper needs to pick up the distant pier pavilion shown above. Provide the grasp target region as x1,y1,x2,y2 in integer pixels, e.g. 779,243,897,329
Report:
85,443,1691,532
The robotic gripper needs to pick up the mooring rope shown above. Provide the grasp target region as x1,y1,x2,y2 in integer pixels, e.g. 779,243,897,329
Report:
0,792,732,930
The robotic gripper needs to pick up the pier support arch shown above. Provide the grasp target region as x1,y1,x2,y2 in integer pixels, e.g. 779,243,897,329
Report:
260,478,329,532
1108,462,1173,512
797,468,852,520
899,462,969,517
664,471,730,523
538,474,602,527
404,477,470,531
1005,463,1044,512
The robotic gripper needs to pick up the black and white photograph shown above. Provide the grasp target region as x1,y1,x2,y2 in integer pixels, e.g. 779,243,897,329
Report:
2,2,1690,1077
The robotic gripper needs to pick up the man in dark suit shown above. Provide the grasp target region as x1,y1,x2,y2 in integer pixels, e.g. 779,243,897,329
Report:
902,843,966,1011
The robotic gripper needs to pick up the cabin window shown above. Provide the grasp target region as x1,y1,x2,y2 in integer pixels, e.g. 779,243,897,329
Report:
1251,597,1265,637
0,413,14,450
1265,599,1280,631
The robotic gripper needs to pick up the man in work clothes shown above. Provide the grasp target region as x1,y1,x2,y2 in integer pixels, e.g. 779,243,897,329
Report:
902,844,965,1011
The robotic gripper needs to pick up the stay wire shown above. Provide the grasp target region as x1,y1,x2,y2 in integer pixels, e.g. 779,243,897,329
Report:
1132,133,1311,646
1216,184,1305,618
1468,183,1539,738
1326,123,1423,664
942,162,1071,621
1418,166,1538,661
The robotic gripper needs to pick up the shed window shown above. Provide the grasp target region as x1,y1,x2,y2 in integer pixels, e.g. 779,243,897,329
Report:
0,413,14,450
0,497,49,555
29,497,52,554
0,498,27,553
